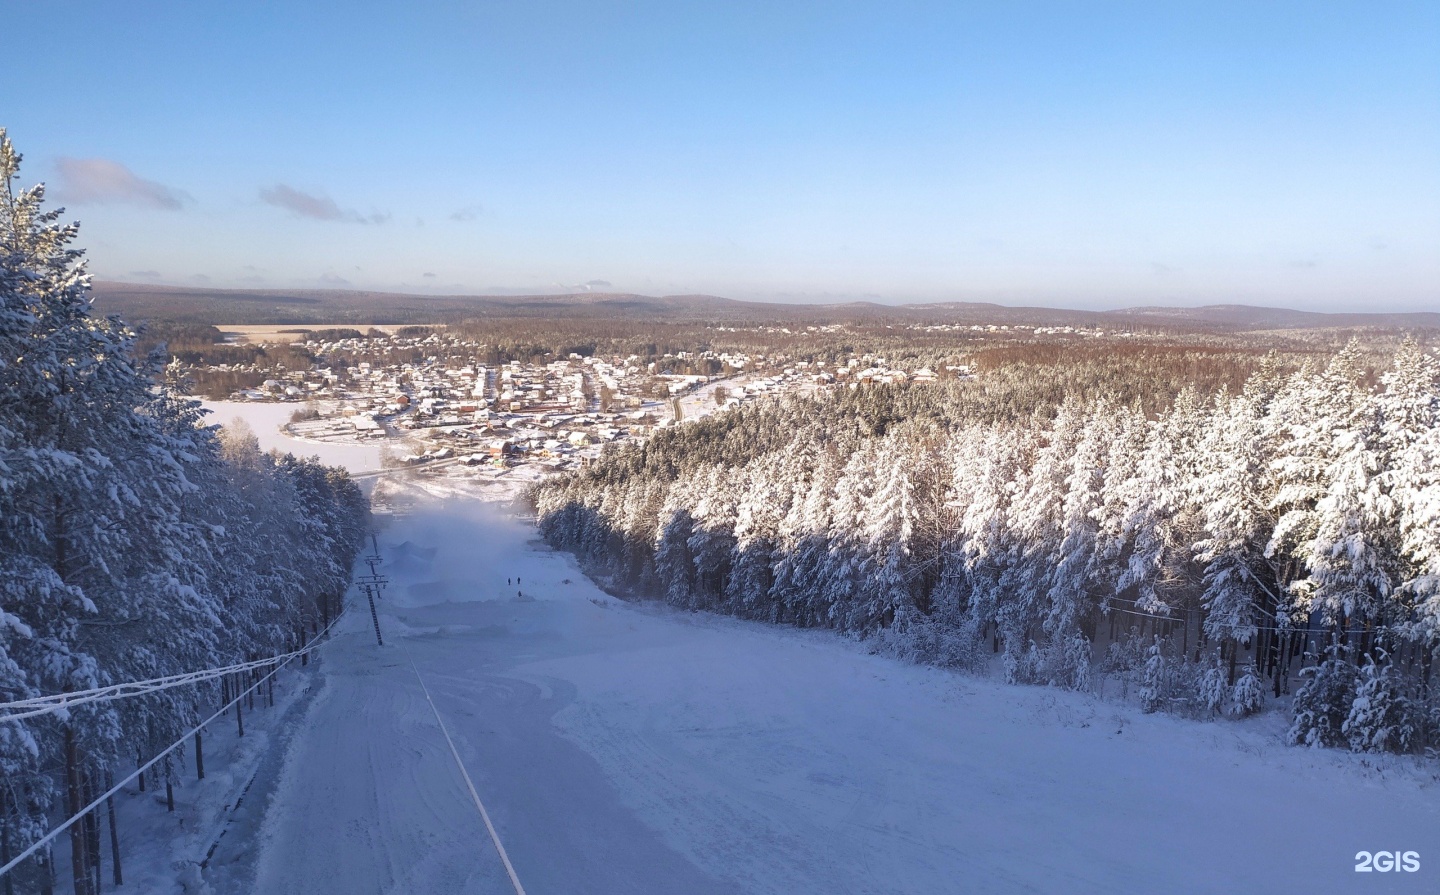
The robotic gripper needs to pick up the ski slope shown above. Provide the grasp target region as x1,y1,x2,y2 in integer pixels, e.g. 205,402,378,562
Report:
246,500,1440,894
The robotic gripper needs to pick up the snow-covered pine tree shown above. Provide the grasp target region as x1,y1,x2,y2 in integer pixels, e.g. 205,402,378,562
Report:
0,129,149,885
822,439,879,631
1000,399,1085,683
655,472,699,607
0,131,369,885
686,465,739,609
1139,637,1166,713
950,426,1031,656
1091,404,1149,615
1229,665,1265,717
1041,401,1118,689
1376,341,1440,650
1117,387,1206,617
1293,387,1396,660
772,439,842,626
0,127,66,876
847,433,916,632
1342,660,1417,754
1195,391,1268,646
1289,654,1359,748
1266,346,1369,643
725,452,787,617
1198,662,1228,716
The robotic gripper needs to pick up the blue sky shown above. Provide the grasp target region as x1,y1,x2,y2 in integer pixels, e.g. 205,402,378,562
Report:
5,1,1438,309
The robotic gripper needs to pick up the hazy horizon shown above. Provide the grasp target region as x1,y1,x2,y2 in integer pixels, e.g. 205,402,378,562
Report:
8,2,1439,312
88,276,1440,317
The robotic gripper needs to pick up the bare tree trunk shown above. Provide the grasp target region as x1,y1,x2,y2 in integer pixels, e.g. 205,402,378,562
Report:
83,771,100,893
39,844,53,895
2,787,14,895
1273,632,1286,698
65,728,95,895
104,770,121,887
1422,642,1433,701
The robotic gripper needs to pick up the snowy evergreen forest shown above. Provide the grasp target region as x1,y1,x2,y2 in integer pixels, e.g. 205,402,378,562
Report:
531,338,1440,756
0,133,369,886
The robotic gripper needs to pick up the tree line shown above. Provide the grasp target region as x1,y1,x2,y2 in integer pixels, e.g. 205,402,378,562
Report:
530,339,1440,756
0,131,369,891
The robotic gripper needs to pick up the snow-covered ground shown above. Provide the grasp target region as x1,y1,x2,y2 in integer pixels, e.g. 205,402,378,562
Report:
236,497,1439,895
200,400,384,473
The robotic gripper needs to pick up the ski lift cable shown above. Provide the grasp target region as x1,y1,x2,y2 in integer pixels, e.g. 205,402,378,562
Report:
0,611,340,881
1106,604,1304,635
1104,595,1412,638
0,617,342,723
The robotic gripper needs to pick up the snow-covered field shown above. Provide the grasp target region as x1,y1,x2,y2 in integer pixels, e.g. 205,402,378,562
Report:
237,496,1439,895
200,400,384,473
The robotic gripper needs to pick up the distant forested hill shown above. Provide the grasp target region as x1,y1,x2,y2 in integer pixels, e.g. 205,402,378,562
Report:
90,281,1440,331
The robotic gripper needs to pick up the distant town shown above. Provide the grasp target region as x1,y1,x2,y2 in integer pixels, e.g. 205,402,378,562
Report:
184,325,1035,477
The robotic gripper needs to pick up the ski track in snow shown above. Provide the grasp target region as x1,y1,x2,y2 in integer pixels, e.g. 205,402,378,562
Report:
243,498,1440,895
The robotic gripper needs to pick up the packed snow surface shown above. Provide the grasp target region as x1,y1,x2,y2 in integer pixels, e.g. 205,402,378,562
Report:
245,499,1439,894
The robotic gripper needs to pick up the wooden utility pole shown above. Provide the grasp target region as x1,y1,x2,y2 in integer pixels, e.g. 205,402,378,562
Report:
357,533,389,647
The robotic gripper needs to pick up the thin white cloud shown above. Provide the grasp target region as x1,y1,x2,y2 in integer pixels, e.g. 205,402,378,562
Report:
54,157,190,209
259,184,387,224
